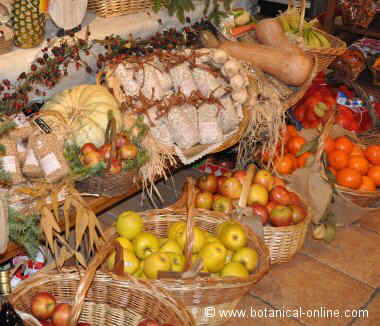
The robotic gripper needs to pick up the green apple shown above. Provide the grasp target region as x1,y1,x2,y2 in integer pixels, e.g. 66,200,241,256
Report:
143,252,171,279
133,232,160,259
216,221,235,237
219,223,247,251
160,239,183,255
168,253,185,272
106,248,139,274
221,262,249,278
232,247,259,272
168,221,186,240
116,211,143,240
199,242,227,273
176,225,205,254
225,250,234,264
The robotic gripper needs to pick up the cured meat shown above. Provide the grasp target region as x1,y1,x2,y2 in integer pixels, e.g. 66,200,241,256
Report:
114,63,143,97
151,57,173,93
218,96,240,133
141,63,165,100
169,62,197,97
198,103,223,144
167,105,199,149
192,68,227,98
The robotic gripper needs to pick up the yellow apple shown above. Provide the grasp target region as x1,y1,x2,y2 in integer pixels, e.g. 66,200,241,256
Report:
225,250,234,264
221,262,249,278
216,221,235,237
176,225,205,254
116,211,143,240
199,242,227,273
168,253,185,272
160,239,183,255
254,169,275,191
247,184,269,206
219,224,247,251
143,252,171,279
204,232,220,244
232,247,259,272
133,232,160,259
106,248,139,274
115,237,134,251
168,221,186,240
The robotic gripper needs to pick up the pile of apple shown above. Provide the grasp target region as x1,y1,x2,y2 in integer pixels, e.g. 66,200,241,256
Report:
108,211,259,279
195,169,307,227
137,319,173,326
29,292,89,326
80,132,138,174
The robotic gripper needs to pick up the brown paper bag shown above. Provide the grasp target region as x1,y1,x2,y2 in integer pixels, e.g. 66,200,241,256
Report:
1,137,25,185
22,136,44,179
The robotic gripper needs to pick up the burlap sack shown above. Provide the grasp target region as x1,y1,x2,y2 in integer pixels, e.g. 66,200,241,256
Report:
22,134,44,179
7,113,34,140
16,140,27,165
0,192,8,255
31,133,69,183
1,137,25,185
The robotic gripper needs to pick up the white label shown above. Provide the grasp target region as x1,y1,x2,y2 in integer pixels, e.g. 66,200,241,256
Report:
12,114,30,128
17,142,26,153
40,153,61,176
25,148,39,166
1,156,17,173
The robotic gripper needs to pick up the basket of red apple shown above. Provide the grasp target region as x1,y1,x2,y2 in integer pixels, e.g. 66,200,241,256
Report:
175,167,311,264
9,263,195,326
64,115,149,197
102,178,270,325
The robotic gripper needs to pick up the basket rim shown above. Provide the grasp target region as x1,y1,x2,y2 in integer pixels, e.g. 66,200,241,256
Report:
305,28,347,56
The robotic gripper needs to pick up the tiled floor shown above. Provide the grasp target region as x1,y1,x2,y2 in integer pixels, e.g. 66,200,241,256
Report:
98,167,380,326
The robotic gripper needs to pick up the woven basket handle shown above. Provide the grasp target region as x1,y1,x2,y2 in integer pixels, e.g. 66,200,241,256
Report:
238,164,256,209
315,109,336,169
184,177,197,271
104,110,118,169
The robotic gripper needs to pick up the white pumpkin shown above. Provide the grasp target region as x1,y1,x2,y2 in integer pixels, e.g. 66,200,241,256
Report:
40,85,122,148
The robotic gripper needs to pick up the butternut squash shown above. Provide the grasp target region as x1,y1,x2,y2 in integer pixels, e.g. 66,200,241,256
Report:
255,18,303,55
219,41,313,86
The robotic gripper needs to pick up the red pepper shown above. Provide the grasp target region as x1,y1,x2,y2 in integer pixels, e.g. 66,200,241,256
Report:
294,105,306,122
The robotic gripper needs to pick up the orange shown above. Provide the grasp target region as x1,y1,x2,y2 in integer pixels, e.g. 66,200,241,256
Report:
365,145,380,165
347,155,369,175
351,144,364,157
336,168,363,189
324,137,335,154
328,167,337,177
334,136,353,154
286,136,306,156
358,176,376,192
327,150,349,170
286,125,298,137
275,154,296,175
297,152,313,168
367,166,380,186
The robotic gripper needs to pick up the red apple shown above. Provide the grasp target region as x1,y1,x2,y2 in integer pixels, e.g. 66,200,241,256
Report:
31,292,56,320
198,174,218,193
220,177,242,199
233,170,247,185
270,205,293,227
120,144,138,160
195,191,214,209
290,205,307,224
288,192,303,207
247,184,269,206
266,201,277,214
251,204,269,224
109,158,122,174
137,319,159,326
99,144,112,161
217,176,228,194
116,134,129,148
270,186,291,206
52,303,72,326
40,321,53,326
273,176,286,187
212,195,233,214
83,151,102,168
80,143,97,155
254,169,275,191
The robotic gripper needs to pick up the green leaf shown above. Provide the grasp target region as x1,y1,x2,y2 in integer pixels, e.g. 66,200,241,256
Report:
296,136,319,157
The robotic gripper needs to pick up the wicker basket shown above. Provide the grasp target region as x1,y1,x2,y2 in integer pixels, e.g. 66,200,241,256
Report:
0,25,13,55
87,0,153,18
102,178,270,325
10,266,195,326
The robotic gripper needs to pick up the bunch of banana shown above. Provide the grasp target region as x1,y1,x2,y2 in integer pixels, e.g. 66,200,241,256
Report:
278,8,331,49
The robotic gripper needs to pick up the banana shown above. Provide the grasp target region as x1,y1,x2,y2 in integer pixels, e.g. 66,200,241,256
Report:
278,15,291,33
313,30,331,48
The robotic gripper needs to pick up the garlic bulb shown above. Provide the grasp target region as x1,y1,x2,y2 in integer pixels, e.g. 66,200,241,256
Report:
212,49,228,64
222,59,241,78
232,88,248,104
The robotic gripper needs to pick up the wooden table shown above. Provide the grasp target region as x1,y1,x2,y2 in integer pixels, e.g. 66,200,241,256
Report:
0,181,145,264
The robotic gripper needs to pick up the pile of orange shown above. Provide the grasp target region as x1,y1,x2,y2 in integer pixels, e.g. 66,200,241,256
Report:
325,136,380,192
272,125,313,175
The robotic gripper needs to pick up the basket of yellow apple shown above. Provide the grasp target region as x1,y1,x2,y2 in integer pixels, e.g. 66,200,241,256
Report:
175,166,311,264
102,177,270,326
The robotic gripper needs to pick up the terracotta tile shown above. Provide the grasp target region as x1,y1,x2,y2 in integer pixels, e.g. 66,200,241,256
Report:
250,254,373,326
359,211,380,235
301,225,380,287
352,291,380,326
225,295,304,326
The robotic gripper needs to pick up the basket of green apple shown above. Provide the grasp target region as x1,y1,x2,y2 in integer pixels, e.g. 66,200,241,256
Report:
176,165,311,265
101,177,270,326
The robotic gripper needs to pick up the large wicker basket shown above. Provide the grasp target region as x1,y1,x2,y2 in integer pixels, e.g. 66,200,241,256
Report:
87,0,153,18
102,178,270,325
10,266,195,326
